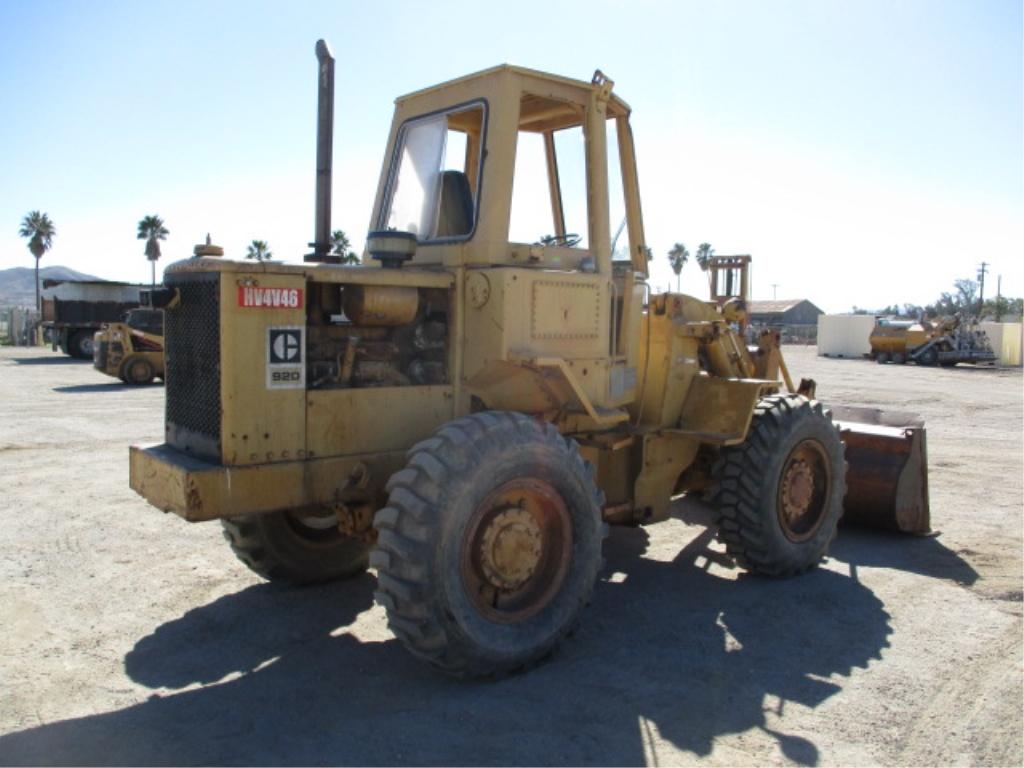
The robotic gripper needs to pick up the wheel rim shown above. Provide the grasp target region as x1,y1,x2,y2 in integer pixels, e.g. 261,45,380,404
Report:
777,439,831,542
461,478,572,624
130,360,149,382
284,510,342,545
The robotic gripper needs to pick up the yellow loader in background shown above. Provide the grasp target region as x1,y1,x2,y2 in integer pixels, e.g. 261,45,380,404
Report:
93,308,165,385
130,42,929,677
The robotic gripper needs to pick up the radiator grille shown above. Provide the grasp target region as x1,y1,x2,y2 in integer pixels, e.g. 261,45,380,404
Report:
94,340,108,370
164,274,221,460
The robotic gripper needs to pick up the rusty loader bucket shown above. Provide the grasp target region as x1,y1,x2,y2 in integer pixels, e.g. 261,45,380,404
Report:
829,405,930,534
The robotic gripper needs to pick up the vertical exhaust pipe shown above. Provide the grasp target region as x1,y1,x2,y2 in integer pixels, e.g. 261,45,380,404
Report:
307,39,335,263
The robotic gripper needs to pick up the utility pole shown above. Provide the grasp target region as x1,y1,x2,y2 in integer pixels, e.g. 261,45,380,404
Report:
996,275,1002,322
977,261,989,318
771,283,779,300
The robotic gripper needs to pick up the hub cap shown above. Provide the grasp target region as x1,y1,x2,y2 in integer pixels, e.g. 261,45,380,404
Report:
479,508,543,590
777,440,831,542
461,478,572,624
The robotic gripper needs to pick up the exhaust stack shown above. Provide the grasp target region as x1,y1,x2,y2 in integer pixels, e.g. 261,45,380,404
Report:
307,39,336,263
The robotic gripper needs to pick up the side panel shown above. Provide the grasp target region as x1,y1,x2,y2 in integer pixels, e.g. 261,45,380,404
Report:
220,273,307,466
306,386,455,458
463,267,632,412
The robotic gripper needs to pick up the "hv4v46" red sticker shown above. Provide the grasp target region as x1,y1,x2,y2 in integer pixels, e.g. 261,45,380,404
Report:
237,286,304,309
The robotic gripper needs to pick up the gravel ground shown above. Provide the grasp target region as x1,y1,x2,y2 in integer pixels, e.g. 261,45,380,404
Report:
0,345,1021,766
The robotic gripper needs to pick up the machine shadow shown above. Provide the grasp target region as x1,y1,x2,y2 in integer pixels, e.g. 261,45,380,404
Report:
0,528,893,767
9,356,86,366
830,526,979,586
676,492,979,587
52,383,159,393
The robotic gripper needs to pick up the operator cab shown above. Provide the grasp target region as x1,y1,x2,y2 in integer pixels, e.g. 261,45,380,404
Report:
124,308,164,336
369,65,649,279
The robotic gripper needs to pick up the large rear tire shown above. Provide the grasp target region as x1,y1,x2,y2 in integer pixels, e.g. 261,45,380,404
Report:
221,510,370,585
372,411,606,677
709,395,845,577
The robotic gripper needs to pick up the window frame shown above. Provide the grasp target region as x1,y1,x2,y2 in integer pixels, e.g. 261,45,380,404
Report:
378,98,489,245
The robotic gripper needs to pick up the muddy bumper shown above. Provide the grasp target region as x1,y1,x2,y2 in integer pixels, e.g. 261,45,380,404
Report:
129,443,402,522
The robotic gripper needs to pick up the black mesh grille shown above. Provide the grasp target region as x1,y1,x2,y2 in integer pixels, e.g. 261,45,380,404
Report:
164,274,221,460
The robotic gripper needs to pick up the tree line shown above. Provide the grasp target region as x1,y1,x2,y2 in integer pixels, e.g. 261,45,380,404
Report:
18,210,363,310
853,277,1023,322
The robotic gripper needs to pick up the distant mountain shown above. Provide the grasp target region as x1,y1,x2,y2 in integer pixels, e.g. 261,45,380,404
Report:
0,266,102,308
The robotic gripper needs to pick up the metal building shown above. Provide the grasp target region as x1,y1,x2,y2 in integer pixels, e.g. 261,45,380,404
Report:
748,299,824,343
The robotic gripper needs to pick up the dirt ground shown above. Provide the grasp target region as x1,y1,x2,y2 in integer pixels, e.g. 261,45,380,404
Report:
0,345,1020,767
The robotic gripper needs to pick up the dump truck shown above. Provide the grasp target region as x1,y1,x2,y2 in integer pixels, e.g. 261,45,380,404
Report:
93,308,165,384
41,279,147,359
870,314,996,366
130,43,929,677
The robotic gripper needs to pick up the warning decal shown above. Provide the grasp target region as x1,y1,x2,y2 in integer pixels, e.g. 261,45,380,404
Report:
266,327,305,389
239,286,304,309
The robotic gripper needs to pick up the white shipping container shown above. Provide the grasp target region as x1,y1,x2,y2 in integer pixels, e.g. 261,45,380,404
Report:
979,322,1023,367
816,314,875,358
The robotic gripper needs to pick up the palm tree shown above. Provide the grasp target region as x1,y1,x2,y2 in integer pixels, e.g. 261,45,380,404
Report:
331,229,360,265
246,240,272,262
19,211,56,312
695,242,715,271
695,242,715,288
137,215,169,292
667,242,689,292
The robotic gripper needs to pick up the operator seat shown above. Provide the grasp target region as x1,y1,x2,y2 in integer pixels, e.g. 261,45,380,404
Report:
435,170,474,238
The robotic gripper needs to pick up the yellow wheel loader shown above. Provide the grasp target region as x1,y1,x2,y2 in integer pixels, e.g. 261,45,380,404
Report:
130,42,929,677
93,308,165,385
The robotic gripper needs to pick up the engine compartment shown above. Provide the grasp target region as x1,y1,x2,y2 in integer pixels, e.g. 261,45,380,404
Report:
305,281,450,390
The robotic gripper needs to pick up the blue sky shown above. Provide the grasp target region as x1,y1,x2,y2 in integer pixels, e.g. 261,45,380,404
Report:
1,0,1020,311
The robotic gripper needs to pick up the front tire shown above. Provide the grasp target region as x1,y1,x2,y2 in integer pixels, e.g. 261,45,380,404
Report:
123,357,155,385
709,395,845,577
372,411,606,677
222,509,370,585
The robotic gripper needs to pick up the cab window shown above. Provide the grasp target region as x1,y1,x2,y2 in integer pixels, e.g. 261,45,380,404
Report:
509,93,589,249
382,102,485,242
126,310,163,335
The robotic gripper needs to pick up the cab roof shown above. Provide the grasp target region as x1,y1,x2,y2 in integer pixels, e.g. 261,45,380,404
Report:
394,63,631,117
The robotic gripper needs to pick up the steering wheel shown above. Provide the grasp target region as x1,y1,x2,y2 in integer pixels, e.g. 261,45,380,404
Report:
538,233,582,248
